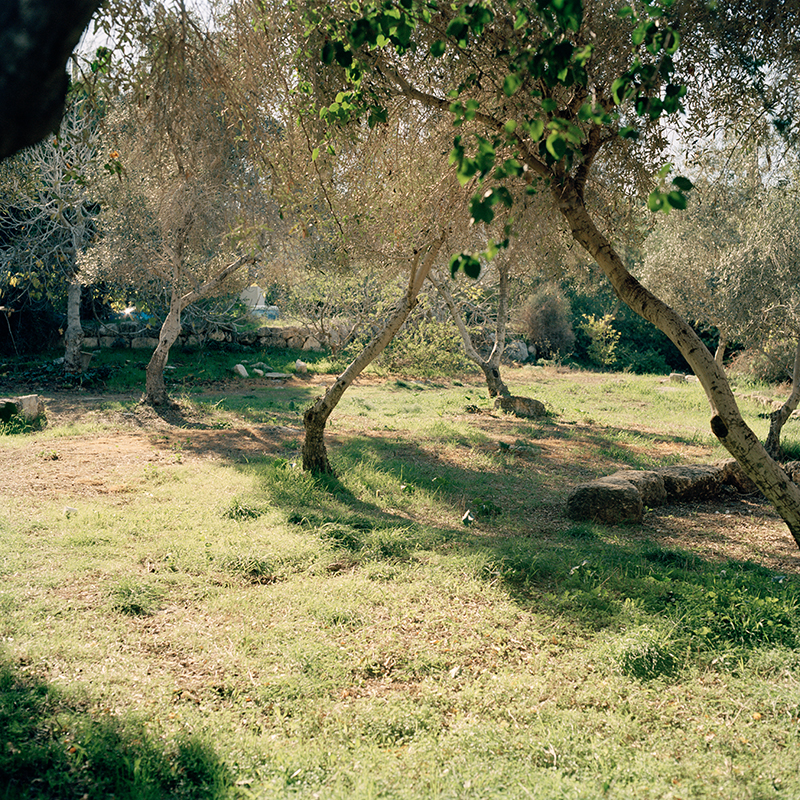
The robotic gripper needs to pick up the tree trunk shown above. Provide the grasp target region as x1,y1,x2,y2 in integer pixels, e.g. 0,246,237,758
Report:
63,278,84,373
144,298,183,406
141,254,254,406
554,179,800,549
714,335,727,365
302,236,444,474
765,338,800,459
429,264,511,398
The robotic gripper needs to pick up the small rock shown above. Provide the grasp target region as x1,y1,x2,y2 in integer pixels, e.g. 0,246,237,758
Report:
252,368,264,377
233,363,249,378
505,340,529,363
295,359,308,374
64,507,78,517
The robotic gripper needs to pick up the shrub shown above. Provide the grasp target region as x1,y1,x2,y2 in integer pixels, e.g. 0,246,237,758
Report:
579,313,620,368
380,316,475,377
515,283,574,359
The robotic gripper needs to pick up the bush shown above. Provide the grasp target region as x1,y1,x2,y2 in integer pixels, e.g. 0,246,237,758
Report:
728,344,795,384
579,313,620,368
380,316,475,377
514,283,574,359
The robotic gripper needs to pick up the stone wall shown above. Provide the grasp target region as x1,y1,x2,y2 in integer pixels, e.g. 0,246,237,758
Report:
79,321,326,353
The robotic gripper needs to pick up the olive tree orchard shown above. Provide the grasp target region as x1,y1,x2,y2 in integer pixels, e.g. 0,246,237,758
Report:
0,100,103,372
297,0,800,547
88,8,267,406
645,155,800,458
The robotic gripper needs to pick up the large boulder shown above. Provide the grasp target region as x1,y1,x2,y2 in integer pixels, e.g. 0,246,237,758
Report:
505,340,529,363
659,465,724,500
717,459,759,493
567,477,643,524
607,469,667,507
494,395,546,419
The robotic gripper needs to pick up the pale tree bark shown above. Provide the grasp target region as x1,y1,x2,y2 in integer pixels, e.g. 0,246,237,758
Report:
765,338,800,459
429,264,511,398
302,235,445,474
714,335,727,365
143,253,255,406
63,278,84,373
554,179,800,549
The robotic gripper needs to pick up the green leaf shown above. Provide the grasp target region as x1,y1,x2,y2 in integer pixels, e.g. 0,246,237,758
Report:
470,194,495,224
647,191,665,212
541,98,558,113
666,190,687,210
462,256,481,279
657,163,673,179
545,131,567,160
503,119,518,136
503,73,522,96
672,176,693,192
321,41,335,64
430,40,446,57
525,118,545,140
449,253,481,279
312,147,320,162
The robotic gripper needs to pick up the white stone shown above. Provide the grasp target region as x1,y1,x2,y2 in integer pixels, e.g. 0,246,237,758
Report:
233,363,249,378
295,359,308,374
252,368,264,376
17,395,44,420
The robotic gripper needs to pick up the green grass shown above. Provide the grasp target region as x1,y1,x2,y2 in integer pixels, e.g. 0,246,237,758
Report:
1,365,799,797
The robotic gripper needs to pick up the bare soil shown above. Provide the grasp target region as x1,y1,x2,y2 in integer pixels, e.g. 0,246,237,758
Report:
3,376,800,576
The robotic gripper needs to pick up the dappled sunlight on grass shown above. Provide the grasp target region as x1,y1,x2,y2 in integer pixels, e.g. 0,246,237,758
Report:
1,367,800,797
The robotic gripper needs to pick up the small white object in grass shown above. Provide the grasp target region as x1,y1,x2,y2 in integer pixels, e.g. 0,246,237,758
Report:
233,363,249,378
295,359,308,374
462,509,475,525
64,507,78,517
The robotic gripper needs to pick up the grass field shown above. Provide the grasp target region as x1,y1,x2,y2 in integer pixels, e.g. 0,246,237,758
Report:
1,354,799,799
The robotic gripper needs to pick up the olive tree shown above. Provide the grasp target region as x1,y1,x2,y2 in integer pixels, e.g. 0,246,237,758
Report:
0,99,102,372
298,0,800,547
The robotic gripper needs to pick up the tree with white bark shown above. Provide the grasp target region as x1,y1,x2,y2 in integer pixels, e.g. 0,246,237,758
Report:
0,99,102,372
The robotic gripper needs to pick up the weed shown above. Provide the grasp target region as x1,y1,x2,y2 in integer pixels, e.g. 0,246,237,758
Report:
612,625,681,680
108,578,162,616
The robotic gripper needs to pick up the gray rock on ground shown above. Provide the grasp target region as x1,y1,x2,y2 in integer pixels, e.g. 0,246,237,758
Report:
566,459,765,524
567,477,644,524
0,394,45,424
494,395,546,419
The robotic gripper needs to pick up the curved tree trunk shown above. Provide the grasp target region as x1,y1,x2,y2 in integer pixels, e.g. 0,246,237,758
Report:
302,236,444,474
429,263,511,398
554,179,800,549
144,297,183,406
765,338,800,459
140,254,254,407
63,278,84,373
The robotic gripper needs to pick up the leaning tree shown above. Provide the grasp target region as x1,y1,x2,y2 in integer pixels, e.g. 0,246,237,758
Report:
296,0,800,547
89,7,267,406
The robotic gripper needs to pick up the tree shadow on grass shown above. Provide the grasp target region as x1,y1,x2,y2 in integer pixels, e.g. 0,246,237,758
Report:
0,653,230,799
243,434,799,657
